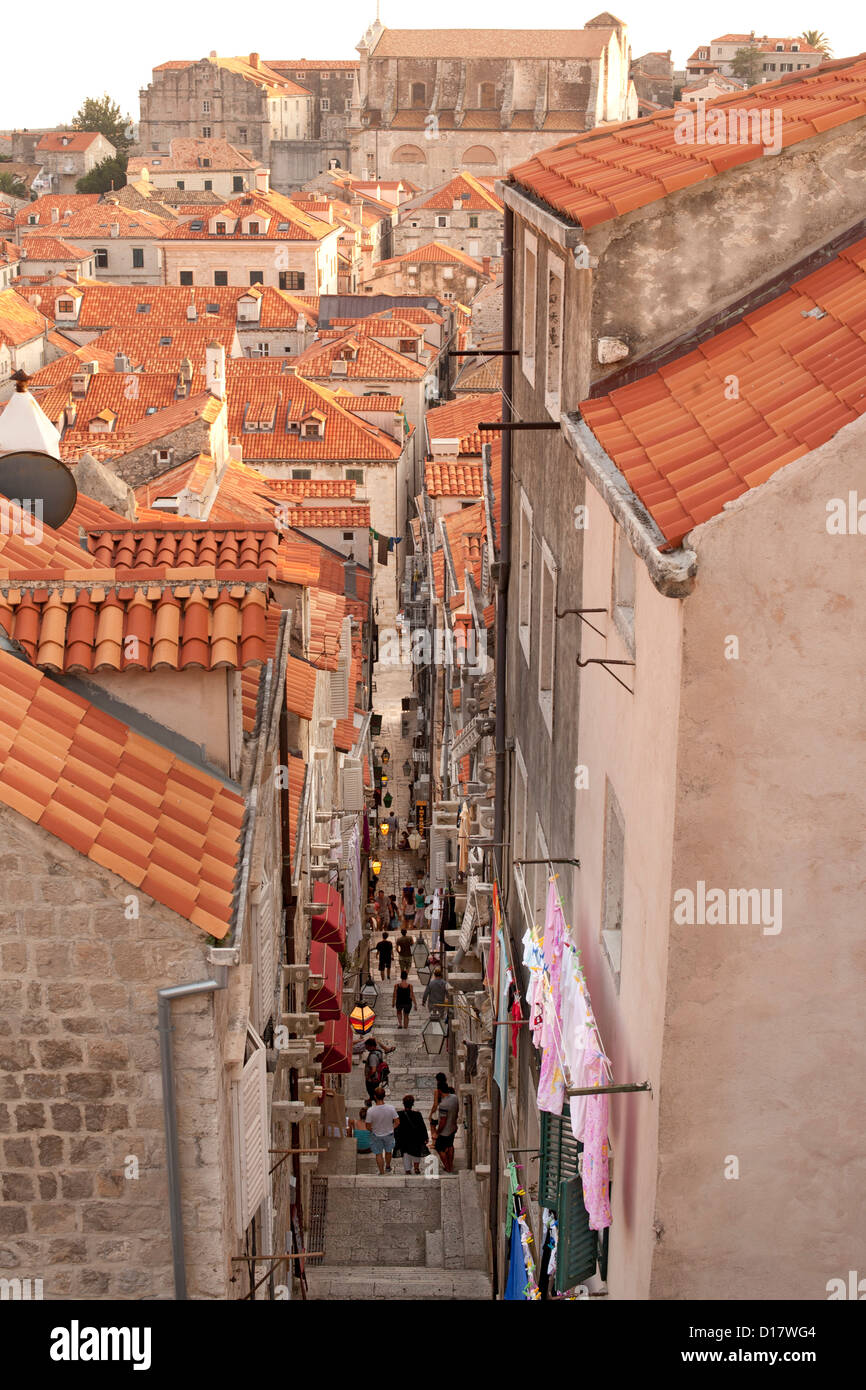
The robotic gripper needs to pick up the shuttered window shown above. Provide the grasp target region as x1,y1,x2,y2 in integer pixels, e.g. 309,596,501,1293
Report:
341,758,364,811
232,1027,268,1233
253,866,278,1033
539,1111,599,1291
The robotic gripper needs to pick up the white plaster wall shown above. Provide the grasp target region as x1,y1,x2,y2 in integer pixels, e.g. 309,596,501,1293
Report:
84,667,233,774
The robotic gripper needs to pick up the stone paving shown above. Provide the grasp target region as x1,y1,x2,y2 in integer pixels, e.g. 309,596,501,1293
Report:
306,575,490,1299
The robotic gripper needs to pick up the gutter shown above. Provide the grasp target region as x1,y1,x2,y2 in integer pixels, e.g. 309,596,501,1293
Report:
561,412,698,598
497,180,585,253
489,198,515,1301
157,640,281,1300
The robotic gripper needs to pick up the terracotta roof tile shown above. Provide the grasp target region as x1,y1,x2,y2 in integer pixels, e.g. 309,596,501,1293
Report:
410,170,504,213
292,330,426,384
510,56,866,227
0,646,243,935
580,235,866,545
290,505,370,528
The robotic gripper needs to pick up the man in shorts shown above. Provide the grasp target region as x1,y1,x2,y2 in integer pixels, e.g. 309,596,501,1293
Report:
366,1086,399,1175
432,1082,459,1173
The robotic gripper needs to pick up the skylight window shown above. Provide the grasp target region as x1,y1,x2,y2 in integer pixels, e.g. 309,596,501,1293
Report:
206,303,220,314
136,303,151,313
190,220,204,231
159,336,172,346
278,222,290,231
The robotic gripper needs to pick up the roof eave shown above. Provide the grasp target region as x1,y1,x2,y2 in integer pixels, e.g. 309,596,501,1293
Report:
497,179,586,249
561,411,697,598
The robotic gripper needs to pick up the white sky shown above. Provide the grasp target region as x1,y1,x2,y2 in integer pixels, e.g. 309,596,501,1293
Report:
1,3,860,129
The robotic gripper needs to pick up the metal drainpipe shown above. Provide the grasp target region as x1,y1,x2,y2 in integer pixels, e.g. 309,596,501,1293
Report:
489,199,514,1300
158,966,229,1301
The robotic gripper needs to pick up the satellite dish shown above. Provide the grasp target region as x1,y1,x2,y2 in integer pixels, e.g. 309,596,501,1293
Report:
0,373,77,529
0,450,77,530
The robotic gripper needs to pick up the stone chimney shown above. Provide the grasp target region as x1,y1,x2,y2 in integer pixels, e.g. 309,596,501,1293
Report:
206,341,226,400
255,168,270,195
51,207,60,223
249,52,260,70
482,256,491,276
110,222,120,238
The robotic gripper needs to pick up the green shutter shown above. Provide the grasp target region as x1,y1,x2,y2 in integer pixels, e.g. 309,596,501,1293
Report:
538,1111,581,1211
555,1176,598,1292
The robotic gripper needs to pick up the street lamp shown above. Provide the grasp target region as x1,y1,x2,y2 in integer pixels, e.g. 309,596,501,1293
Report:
380,822,390,838
402,759,411,778
422,1017,448,1054
408,830,421,851
371,858,382,876
350,1005,376,1035
381,748,391,764
412,938,429,970
361,978,378,1005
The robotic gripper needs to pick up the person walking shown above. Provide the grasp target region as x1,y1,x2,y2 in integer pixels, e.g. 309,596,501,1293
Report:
366,1087,399,1175
392,970,416,1030
414,886,426,933
388,811,398,837
396,926,414,974
354,1105,373,1154
388,896,401,932
430,1078,459,1174
395,1095,429,1175
422,966,448,1021
374,930,393,981
363,1036,395,1100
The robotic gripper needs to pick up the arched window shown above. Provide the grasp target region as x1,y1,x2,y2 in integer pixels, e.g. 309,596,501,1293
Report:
392,144,427,164
479,82,496,109
411,82,427,108
462,144,497,166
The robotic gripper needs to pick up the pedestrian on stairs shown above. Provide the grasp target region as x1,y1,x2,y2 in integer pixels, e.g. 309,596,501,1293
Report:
366,1087,399,1175
375,930,393,981
363,1037,395,1100
396,926,414,974
392,970,416,1029
430,1079,459,1174
395,1095,429,1175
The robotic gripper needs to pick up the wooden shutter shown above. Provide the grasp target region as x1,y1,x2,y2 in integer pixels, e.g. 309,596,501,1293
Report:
555,1176,598,1292
538,1110,581,1211
232,1031,268,1232
341,758,364,811
253,883,274,1033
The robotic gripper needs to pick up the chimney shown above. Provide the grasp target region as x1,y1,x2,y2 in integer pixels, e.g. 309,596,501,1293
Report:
71,371,90,399
114,353,131,373
51,207,60,223
64,402,78,429
209,49,217,59
110,222,120,238
206,341,226,400
255,168,270,195
482,256,490,276
187,301,198,321
249,52,260,69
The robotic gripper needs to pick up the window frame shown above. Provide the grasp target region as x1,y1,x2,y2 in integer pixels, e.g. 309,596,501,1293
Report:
600,778,625,988
611,525,636,658
517,487,532,665
214,270,228,286
545,251,564,419
179,270,194,286
131,247,145,269
94,247,109,269
521,230,537,386
538,538,557,736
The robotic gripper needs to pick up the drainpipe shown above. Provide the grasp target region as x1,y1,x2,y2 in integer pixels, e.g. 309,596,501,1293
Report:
158,952,234,1301
489,199,514,1300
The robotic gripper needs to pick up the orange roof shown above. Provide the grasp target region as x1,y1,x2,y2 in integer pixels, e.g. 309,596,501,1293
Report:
13,194,100,229
341,394,403,412
0,287,50,348
412,171,504,213
36,132,106,152
308,587,345,670
0,646,243,936
377,240,487,272
0,497,104,577
68,283,316,332
509,55,866,228
86,526,281,578
266,478,357,498
425,460,483,498
285,652,317,720
0,580,269,675
25,203,168,240
293,330,426,383
580,235,866,547
19,235,90,263
160,189,333,243
85,325,237,375
226,360,405,459
290,505,370,528
129,139,260,174
426,393,502,454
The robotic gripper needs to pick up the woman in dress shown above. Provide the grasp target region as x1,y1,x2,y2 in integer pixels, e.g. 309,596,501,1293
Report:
392,970,415,1030
394,1095,429,1175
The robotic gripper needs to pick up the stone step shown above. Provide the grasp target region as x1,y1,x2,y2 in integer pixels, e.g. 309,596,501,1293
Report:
305,1265,492,1301
458,1169,487,1271
425,1228,443,1268
440,1174,465,1270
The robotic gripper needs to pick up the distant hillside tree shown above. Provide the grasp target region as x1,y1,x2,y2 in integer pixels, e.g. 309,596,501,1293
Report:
72,94,132,153
730,47,764,87
0,170,27,198
76,154,128,194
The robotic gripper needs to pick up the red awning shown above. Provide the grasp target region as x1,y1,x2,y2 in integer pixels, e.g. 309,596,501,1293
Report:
311,881,346,950
315,1013,352,1074
307,940,343,1020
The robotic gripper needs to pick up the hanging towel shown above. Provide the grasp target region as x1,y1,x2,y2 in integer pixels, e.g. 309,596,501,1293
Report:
504,1219,525,1300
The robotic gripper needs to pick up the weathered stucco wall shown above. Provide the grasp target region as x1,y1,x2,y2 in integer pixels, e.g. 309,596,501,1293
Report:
585,118,866,384
572,487,683,1301
654,413,866,1300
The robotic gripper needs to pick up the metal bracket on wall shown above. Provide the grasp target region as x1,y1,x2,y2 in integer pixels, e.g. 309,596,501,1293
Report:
566,1080,652,1097
555,606,607,638
576,657,635,695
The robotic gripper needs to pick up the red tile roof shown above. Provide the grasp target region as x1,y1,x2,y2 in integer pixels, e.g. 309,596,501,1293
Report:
0,646,243,936
410,170,504,213
86,526,281,578
129,139,260,175
509,55,866,228
36,132,105,152
0,579,269,674
226,360,406,459
580,235,866,547
341,394,404,412
292,330,426,383
265,478,357,498
308,587,345,670
426,393,502,454
425,460,483,498
290,505,370,528
83,325,237,375
13,194,100,229
159,189,333,242
26,203,168,240
0,498,104,577
376,240,487,271
0,288,50,348
19,235,91,263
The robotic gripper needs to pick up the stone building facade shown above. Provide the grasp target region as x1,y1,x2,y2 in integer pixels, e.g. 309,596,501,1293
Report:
394,172,503,260
349,15,635,191
138,54,314,166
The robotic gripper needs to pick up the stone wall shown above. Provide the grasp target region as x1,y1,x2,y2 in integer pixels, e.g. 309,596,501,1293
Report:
393,208,502,260
109,415,214,489
269,140,352,193
0,813,228,1300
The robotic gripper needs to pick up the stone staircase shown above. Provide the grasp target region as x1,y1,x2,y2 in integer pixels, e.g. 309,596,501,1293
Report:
305,1171,490,1300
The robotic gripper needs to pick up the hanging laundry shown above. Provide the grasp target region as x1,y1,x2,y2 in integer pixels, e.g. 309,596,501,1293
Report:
510,996,522,1058
504,1219,525,1300
581,1042,612,1231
